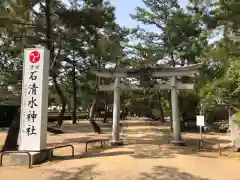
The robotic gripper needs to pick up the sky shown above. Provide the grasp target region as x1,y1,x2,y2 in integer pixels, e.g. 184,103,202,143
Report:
110,0,220,43
63,0,189,31
62,0,220,43
110,0,189,31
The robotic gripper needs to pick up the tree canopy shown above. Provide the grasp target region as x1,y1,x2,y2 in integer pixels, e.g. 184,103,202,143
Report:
0,0,239,131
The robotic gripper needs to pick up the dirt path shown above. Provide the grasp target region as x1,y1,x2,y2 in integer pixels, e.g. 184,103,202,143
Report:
1,120,240,180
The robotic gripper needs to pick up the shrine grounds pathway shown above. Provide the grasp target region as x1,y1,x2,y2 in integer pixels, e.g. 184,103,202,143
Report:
1,120,240,180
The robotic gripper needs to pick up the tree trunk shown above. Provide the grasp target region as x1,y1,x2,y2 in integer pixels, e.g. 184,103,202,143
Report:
103,92,108,123
52,75,67,127
1,108,20,152
171,53,176,67
147,92,157,120
156,90,165,123
45,0,52,56
45,0,66,127
72,59,77,124
89,92,101,133
123,108,128,120
120,108,127,120
178,93,184,120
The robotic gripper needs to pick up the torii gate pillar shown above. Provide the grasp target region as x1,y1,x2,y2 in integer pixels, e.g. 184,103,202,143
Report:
170,76,183,144
109,77,124,145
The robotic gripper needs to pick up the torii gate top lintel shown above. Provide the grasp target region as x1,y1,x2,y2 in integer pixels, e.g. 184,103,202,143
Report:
92,63,203,78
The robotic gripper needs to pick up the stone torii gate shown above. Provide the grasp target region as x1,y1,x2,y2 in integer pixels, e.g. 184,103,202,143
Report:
93,64,202,145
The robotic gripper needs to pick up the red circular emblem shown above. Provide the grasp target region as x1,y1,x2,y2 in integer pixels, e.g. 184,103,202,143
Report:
29,51,40,63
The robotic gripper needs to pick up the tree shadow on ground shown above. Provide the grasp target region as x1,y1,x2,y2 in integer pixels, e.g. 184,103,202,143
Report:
50,148,134,162
128,133,180,159
122,120,162,127
126,128,232,159
47,137,90,147
56,122,113,134
136,165,210,180
44,120,236,161
47,135,112,147
47,124,233,160
49,164,101,180
60,120,161,134
46,120,114,135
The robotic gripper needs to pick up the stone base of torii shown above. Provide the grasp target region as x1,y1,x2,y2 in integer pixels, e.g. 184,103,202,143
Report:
93,64,202,146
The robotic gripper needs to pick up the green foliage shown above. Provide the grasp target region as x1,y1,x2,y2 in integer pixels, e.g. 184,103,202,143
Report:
1,0,240,125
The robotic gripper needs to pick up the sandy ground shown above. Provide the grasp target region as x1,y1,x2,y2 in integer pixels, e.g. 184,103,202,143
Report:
1,120,240,180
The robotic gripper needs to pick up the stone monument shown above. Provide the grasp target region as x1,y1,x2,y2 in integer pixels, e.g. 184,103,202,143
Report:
11,47,50,164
